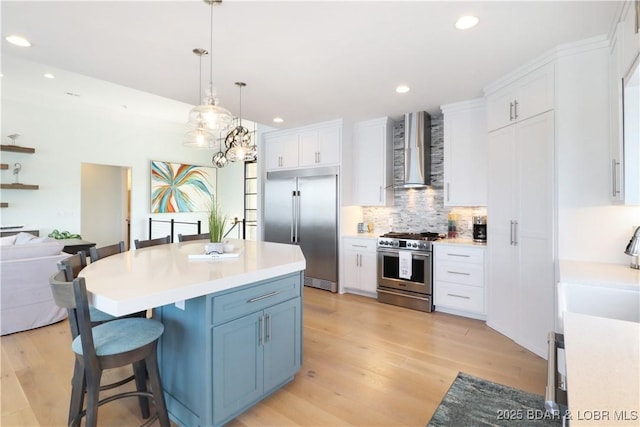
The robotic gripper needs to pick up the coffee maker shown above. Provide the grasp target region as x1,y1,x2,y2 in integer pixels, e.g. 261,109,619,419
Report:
472,216,487,242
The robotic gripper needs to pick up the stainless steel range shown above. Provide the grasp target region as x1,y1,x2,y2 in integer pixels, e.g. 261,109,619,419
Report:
377,232,445,312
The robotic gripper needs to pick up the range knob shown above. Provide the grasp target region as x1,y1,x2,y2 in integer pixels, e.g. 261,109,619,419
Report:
412,243,418,248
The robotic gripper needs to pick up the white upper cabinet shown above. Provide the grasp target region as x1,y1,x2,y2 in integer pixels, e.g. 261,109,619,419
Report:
264,133,298,170
298,126,341,168
441,98,487,206
486,63,555,132
610,1,640,205
263,120,342,171
352,117,394,206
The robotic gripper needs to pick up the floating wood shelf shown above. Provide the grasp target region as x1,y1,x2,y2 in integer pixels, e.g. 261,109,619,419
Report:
0,183,39,190
0,145,35,154
0,203,8,208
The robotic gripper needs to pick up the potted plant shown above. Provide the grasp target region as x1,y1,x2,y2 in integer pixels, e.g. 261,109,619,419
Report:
206,196,227,254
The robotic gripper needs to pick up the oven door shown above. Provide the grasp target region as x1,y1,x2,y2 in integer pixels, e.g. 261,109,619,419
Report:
377,248,432,295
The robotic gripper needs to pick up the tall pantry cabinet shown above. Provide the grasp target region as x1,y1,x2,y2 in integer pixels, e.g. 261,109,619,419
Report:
485,63,555,358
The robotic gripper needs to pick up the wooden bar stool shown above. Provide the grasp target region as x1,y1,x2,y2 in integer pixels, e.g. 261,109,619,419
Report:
49,270,170,427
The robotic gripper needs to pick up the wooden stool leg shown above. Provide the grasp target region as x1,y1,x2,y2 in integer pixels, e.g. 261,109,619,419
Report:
84,369,102,427
145,347,170,427
68,360,86,427
133,360,151,418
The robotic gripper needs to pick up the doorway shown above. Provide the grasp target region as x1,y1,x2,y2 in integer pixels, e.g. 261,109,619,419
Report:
80,163,131,249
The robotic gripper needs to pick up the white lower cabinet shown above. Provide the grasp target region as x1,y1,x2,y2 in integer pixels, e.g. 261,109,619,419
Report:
433,243,486,319
342,237,377,297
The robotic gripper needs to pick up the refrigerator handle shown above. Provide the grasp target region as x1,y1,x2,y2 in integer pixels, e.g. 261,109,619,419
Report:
295,190,300,244
291,190,296,243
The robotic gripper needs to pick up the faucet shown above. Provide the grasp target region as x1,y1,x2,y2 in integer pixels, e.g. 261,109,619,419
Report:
624,226,640,270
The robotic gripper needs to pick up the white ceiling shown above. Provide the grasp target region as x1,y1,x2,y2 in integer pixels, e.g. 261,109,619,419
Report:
1,1,622,128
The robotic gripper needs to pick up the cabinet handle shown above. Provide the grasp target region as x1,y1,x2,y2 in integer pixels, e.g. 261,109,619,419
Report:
258,315,263,346
509,102,514,121
265,314,271,343
446,183,450,202
352,244,368,248
248,291,280,303
447,253,470,257
379,186,383,202
278,156,282,167
447,271,470,276
510,220,515,245
513,220,518,246
513,100,519,119
447,293,471,299
316,151,320,163
358,254,362,267
612,159,620,196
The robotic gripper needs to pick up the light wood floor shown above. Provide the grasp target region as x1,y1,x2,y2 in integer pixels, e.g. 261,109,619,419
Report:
1,287,547,426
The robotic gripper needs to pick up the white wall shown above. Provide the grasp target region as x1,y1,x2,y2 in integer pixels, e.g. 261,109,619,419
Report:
0,57,250,247
556,42,640,264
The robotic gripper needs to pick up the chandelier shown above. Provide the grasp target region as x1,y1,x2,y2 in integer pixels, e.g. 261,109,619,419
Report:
184,0,232,143
212,82,257,167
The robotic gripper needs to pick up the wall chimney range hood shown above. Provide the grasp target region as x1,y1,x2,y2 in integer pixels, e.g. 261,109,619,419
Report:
402,111,431,188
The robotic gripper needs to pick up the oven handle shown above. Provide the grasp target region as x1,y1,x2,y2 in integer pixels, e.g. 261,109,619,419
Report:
376,288,430,301
377,249,431,259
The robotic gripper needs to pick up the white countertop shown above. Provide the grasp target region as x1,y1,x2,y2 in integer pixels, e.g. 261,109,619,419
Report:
79,239,305,317
432,238,487,248
559,260,640,291
564,312,640,426
342,232,379,239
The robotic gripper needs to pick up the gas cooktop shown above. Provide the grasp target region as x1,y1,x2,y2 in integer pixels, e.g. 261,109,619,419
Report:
379,232,446,241
377,231,446,252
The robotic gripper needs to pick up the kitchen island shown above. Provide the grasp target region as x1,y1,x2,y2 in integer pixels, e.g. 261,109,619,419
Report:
79,239,306,427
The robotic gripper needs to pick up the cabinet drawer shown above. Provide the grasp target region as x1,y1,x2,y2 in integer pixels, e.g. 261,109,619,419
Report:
343,237,377,252
211,274,301,325
435,261,484,287
435,245,484,264
435,281,484,314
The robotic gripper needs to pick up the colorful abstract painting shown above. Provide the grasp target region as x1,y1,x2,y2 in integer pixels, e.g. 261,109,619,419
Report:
150,161,216,213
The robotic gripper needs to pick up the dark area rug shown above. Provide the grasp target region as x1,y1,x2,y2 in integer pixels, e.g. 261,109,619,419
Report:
428,372,562,427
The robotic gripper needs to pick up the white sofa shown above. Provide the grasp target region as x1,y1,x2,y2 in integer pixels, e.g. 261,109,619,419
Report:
1,233,71,335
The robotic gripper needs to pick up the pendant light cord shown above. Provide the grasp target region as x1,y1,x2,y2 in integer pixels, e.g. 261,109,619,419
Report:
209,1,214,96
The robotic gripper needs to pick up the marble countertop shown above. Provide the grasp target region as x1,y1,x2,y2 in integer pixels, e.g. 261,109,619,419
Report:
559,260,640,291
342,232,379,239
79,239,306,316
564,312,640,426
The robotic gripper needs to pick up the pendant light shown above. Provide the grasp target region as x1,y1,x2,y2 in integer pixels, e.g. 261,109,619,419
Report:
185,0,232,135
224,82,255,162
183,48,215,148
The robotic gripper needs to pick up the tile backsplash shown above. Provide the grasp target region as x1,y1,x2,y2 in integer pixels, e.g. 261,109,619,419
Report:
362,116,486,239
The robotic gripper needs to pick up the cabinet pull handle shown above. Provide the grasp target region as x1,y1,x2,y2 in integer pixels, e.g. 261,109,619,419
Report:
513,100,519,119
265,314,271,343
447,271,470,276
446,183,450,202
447,293,470,299
447,253,470,257
352,244,368,248
513,220,518,246
510,220,515,245
258,315,263,346
248,291,280,303
509,102,514,121
379,186,383,202
612,159,620,196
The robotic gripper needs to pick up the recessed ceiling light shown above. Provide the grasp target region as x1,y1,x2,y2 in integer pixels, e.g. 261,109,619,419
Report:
5,35,31,47
395,85,410,94
455,15,479,30
43,73,55,79
273,117,284,124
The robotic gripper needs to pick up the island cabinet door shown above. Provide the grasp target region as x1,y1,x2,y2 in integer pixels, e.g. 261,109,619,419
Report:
212,312,264,425
263,298,301,393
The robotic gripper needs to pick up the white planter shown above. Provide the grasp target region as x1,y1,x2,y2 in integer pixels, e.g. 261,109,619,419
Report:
205,242,224,254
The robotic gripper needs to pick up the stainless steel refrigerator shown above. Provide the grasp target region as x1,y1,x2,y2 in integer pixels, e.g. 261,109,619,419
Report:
264,166,338,292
